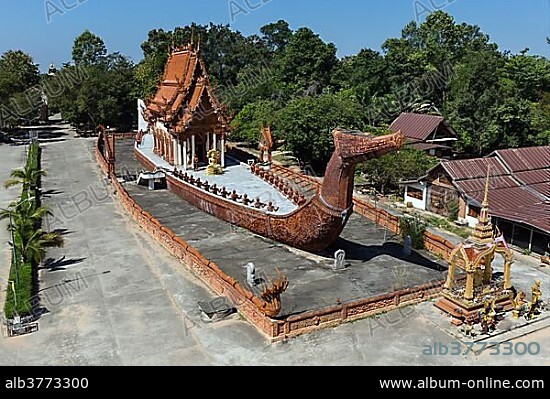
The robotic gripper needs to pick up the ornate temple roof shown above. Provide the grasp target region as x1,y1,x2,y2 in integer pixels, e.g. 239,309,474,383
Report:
144,44,230,135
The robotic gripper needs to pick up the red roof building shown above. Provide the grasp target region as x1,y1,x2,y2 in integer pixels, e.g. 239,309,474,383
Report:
142,43,230,169
402,146,550,255
389,112,457,158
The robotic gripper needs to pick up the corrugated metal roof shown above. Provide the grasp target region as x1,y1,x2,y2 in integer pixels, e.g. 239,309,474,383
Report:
420,146,550,233
389,113,445,141
496,146,550,172
442,157,508,180
465,187,550,233
514,169,550,186
529,182,550,197
454,176,518,194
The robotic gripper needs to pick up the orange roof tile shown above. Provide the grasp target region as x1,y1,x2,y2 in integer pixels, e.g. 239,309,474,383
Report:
145,45,229,136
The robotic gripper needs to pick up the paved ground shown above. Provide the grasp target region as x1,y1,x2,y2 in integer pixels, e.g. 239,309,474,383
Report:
0,130,548,365
122,139,447,316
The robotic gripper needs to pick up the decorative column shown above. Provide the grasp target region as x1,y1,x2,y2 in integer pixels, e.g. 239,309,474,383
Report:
173,138,179,166
464,269,474,301
169,137,175,165
483,253,493,285
206,132,210,153
213,133,217,152
191,135,196,163
503,254,513,290
444,260,455,290
220,135,225,168
183,140,188,171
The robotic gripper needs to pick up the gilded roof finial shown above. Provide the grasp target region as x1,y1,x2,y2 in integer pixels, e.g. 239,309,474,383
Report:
482,164,490,208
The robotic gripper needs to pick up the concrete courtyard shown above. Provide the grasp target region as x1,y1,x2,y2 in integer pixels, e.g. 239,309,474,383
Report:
0,129,548,365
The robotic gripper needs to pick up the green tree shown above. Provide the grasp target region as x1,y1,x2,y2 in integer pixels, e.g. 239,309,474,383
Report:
333,49,388,107
19,229,64,266
529,91,550,145
276,90,365,171
502,51,550,102
72,30,107,66
0,50,40,97
0,51,41,126
230,99,279,143
382,12,494,109
260,20,293,53
139,23,269,88
278,27,338,94
53,46,136,131
3,165,46,194
444,48,505,155
359,148,438,194
134,55,164,100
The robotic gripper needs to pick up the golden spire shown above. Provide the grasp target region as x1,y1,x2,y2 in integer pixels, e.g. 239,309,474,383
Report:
482,164,490,208
471,164,493,245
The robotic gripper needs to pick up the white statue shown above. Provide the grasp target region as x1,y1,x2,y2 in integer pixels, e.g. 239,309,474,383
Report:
244,262,256,286
333,249,346,271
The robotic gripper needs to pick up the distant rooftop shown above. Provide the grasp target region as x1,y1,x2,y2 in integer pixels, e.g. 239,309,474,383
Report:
389,112,454,142
439,146,550,233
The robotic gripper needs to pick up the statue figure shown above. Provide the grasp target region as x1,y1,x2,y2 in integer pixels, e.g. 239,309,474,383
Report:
193,154,199,171
244,262,256,286
254,269,289,317
254,197,265,209
531,280,542,304
524,280,543,320
333,249,346,271
480,297,497,334
242,194,252,206
266,202,279,213
206,149,223,175
230,190,241,202
220,186,229,198
512,290,526,319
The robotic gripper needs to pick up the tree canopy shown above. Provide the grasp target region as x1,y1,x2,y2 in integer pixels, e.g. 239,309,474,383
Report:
1,12,548,182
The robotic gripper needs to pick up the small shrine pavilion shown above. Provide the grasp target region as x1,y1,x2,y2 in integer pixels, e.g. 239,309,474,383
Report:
143,41,230,170
435,168,515,324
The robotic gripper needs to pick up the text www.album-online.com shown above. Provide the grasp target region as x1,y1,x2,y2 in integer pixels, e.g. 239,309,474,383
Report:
380,377,545,389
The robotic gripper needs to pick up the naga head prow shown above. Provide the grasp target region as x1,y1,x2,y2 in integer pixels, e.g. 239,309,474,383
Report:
332,128,405,164
320,128,405,212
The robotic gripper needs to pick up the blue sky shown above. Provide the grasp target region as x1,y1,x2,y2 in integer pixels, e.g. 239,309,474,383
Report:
0,0,548,71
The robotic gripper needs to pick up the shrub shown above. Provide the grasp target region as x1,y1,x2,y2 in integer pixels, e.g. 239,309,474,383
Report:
399,216,427,250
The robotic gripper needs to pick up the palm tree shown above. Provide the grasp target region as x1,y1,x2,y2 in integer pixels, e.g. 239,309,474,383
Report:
3,165,46,194
0,199,49,231
0,201,61,267
19,229,64,266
